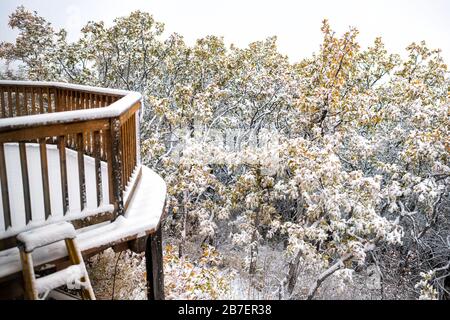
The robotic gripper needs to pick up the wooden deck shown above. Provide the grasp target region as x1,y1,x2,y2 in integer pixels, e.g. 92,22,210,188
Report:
0,81,166,299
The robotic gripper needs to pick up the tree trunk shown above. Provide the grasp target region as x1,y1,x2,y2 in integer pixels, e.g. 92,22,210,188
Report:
249,211,260,275
287,250,303,296
179,190,188,258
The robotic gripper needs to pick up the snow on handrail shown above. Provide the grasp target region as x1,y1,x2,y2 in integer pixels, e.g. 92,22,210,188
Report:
0,80,142,130
0,80,132,96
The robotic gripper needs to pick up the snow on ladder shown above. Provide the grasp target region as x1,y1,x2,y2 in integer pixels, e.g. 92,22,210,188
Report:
16,222,96,300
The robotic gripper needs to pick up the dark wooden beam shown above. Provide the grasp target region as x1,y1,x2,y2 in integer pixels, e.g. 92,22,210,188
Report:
19,143,32,224
77,132,86,211
0,143,11,229
58,136,69,215
145,225,165,300
93,131,102,207
39,138,51,220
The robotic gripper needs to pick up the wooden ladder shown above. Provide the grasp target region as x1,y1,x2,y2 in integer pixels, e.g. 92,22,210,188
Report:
16,222,95,300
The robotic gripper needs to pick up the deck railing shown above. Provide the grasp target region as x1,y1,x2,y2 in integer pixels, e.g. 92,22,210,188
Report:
0,81,142,250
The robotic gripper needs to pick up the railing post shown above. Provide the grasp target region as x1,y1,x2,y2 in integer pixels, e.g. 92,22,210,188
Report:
107,117,124,218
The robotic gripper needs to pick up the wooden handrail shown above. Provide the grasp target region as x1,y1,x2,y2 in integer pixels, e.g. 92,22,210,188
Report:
0,81,141,131
0,81,142,249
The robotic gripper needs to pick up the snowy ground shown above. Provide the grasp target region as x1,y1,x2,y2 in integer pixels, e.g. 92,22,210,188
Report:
83,233,410,300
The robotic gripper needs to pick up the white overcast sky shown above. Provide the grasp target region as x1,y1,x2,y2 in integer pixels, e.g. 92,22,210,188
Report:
1,0,450,63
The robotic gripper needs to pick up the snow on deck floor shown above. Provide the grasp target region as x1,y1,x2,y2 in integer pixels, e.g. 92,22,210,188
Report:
0,145,166,279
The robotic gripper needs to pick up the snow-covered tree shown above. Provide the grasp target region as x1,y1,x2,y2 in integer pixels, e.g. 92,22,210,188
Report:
2,7,449,300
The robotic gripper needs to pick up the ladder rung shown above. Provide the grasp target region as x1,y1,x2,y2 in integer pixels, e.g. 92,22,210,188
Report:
35,264,86,294
17,222,76,252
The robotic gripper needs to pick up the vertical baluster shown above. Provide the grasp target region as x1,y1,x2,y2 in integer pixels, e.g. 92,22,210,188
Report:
47,87,52,113
28,87,32,115
61,90,68,111
54,89,59,112
65,89,69,111
123,120,127,187
77,132,86,211
23,87,27,115
68,91,73,147
128,118,132,182
52,88,56,113
128,118,131,181
38,88,44,114
94,131,103,207
129,118,132,179
90,132,94,155
73,91,77,147
88,93,93,109
125,120,129,186
90,132,93,155
23,87,28,115
61,89,66,112
31,88,36,115
100,130,105,161
83,94,89,153
67,90,72,111
39,138,51,220
64,90,71,147
0,143,11,229
121,123,125,188
130,116,133,171
124,122,128,188
58,136,69,215
132,113,137,168
65,90,68,111
131,116,135,174
91,93,106,160
132,115,136,168
67,90,73,111
83,125,88,153
77,91,81,110
14,86,20,116
0,87,5,118
55,88,60,112
82,95,89,153
7,87,13,117
85,132,89,155
19,143,32,224
30,87,34,114
69,90,72,111
87,94,93,154
99,130,103,160
128,118,131,182
60,88,65,112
